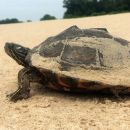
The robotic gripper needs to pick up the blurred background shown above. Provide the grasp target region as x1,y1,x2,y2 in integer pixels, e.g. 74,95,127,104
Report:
0,0,130,24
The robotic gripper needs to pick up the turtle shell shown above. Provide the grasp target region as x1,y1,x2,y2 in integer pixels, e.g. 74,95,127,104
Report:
26,25,130,90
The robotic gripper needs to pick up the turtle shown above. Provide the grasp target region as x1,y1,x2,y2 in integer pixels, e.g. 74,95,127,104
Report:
4,25,130,102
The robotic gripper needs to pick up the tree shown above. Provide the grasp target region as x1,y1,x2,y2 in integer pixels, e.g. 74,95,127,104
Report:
27,20,32,22
63,0,130,18
40,14,56,21
0,18,22,24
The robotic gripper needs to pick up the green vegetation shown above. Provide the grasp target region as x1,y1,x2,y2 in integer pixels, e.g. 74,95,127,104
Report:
0,0,130,24
40,14,56,21
63,0,130,18
27,20,32,22
0,18,22,24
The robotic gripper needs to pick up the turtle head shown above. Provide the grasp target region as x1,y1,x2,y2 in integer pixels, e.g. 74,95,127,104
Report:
4,42,30,67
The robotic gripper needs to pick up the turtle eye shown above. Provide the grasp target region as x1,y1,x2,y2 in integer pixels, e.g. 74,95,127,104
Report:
16,46,22,50
15,46,24,53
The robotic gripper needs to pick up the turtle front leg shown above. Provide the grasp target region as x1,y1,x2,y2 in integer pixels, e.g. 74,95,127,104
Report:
7,68,31,102
7,68,43,102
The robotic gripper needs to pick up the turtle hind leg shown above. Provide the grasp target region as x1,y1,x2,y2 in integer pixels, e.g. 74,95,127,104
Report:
110,87,124,101
7,68,43,102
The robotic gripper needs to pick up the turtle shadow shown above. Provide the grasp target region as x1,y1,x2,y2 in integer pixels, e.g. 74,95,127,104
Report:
32,84,130,103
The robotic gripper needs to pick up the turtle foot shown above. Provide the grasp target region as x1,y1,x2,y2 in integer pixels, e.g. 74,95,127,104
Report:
7,89,30,102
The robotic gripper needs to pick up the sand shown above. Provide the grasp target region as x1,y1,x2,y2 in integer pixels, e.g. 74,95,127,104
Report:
0,13,130,130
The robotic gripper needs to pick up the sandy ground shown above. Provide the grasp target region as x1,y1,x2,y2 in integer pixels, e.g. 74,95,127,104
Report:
0,13,130,130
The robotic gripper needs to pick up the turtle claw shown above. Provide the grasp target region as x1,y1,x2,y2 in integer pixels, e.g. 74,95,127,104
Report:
7,89,30,102
6,92,14,98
